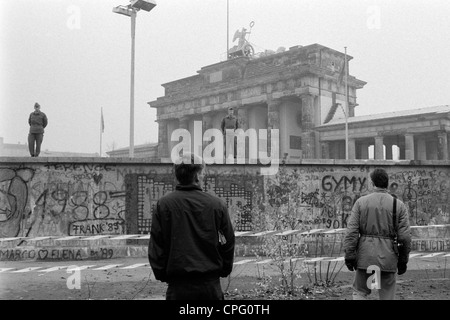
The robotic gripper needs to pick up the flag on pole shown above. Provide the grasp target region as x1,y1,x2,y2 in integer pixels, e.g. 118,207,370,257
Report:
337,59,347,84
101,108,105,133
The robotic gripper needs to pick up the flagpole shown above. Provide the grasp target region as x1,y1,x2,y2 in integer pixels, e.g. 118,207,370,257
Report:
100,107,103,157
226,0,229,60
344,47,349,160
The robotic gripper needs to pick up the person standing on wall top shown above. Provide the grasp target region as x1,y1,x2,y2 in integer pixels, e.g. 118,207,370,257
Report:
148,153,235,300
343,168,411,300
28,102,48,157
220,107,239,161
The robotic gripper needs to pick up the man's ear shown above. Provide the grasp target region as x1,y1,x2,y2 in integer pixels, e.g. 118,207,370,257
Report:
194,173,199,183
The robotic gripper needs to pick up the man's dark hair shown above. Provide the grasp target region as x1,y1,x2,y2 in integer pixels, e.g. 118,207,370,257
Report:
174,154,204,185
370,168,389,189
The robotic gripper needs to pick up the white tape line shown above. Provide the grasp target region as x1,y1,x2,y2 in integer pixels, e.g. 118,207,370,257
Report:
307,228,326,233
324,257,345,262
12,267,44,273
411,225,446,228
300,229,325,235
233,259,256,265
285,258,306,263
322,228,347,234
444,254,450,257
408,253,424,259
0,268,15,273
82,235,111,240
248,231,279,237
420,252,446,258
255,259,273,264
120,263,149,270
304,257,327,263
276,230,303,236
26,236,54,241
38,266,69,273
67,265,96,272
235,231,253,237
134,235,150,240
0,237,25,242
56,236,86,241
92,264,124,270
109,235,141,240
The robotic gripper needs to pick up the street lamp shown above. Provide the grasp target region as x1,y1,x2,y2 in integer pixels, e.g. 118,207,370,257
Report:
113,0,156,158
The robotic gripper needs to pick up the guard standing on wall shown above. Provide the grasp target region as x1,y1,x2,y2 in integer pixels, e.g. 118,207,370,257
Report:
28,102,48,157
220,107,239,161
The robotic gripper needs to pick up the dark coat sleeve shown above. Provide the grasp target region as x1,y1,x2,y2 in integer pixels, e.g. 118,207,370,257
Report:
397,201,412,264
218,205,235,277
148,202,168,282
343,200,361,260
43,113,48,128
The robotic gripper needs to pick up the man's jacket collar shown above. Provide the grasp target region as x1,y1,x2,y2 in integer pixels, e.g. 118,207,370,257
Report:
373,187,389,193
176,184,203,191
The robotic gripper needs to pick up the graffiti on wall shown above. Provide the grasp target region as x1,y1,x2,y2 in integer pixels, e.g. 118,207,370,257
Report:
268,165,450,230
0,247,116,261
137,174,174,234
133,172,258,233
0,164,128,238
267,166,371,231
0,168,35,237
389,169,449,226
1,163,449,239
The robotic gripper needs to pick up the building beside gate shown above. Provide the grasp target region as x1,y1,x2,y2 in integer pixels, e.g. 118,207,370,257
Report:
147,43,449,162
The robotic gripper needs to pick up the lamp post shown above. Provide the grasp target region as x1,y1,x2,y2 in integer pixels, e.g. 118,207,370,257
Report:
113,0,156,158
344,47,349,160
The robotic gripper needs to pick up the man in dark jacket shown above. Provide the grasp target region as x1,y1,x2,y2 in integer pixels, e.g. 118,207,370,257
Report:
28,102,48,157
148,153,235,300
344,168,411,300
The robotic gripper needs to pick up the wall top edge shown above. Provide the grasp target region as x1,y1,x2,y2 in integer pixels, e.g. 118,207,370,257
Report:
0,157,449,167
0,157,160,165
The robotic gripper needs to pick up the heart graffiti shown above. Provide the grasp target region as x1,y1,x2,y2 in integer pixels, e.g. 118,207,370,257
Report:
38,249,48,260
93,173,103,185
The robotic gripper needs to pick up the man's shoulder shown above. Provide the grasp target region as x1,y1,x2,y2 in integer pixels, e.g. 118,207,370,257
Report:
356,193,372,201
195,191,227,210
158,190,225,206
158,190,178,201
203,191,226,204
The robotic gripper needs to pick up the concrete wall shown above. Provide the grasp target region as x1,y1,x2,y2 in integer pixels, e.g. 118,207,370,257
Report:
1,158,449,238
1,157,449,260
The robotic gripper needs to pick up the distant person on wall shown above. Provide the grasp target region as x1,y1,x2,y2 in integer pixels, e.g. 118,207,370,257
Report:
28,102,48,157
148,153,235,300
220,107,239,161
343,168,412,300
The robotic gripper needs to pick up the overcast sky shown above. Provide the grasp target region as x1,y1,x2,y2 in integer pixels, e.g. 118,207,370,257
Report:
1,0,449,156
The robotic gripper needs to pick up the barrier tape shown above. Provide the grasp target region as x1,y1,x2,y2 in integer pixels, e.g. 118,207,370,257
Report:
0,228,346,243
0,253,449,274
0,224,448,242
